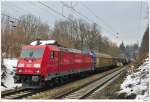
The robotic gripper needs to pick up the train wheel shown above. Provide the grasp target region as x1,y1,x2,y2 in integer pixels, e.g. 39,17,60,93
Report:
59,78,64,84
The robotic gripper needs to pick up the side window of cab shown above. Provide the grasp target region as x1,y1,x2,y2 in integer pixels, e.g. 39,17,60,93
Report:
50,51,54,59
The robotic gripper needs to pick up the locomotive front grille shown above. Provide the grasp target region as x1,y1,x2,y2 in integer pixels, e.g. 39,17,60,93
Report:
32,76,40,82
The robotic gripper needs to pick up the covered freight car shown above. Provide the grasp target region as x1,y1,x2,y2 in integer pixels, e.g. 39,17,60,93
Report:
91,52,116,71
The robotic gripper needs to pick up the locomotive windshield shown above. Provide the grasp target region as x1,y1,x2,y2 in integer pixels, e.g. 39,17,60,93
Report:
21,48,44,58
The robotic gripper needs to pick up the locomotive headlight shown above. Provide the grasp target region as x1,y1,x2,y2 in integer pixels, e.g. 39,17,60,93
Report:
18,69,23,72
18,64,24,67
35,69,40,73
33,64,41,68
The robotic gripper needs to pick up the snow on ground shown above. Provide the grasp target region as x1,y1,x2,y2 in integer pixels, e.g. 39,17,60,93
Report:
1,58,22,91
118,58,149,100
3,58,18,70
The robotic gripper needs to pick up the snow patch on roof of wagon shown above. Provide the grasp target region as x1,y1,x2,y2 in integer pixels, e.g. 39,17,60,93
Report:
30,40,56,45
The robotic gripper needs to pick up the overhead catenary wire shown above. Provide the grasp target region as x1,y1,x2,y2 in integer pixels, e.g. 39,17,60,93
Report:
60,2,118,37
39,1,118,38
38,1,93,38
2,4,20,14
80,2,119,36
3,2,118,38
2,2,56,27
61,1,93,22
1,13,32,24
38,1,89,33
2,12,50,27
2,3,33,18
1,13,20,21
38,2,75,22
1,13,38,29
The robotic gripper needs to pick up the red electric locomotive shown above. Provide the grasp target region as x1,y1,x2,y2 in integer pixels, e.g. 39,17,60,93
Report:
14,40,94,87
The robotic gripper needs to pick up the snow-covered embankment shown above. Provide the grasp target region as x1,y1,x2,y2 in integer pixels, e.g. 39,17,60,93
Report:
1,59,21,91
118,58,149,100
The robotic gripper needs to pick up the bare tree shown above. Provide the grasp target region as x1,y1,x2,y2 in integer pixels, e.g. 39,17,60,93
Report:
1,14,50,57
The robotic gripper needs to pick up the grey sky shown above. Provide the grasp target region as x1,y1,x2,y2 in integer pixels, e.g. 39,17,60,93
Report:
1,1,149,46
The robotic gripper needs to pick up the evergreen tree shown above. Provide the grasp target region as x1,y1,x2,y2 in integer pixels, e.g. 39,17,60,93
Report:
140,27,149,54
120,42,126,52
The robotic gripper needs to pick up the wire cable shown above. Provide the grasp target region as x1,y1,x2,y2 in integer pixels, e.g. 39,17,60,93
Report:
38,1,87,33
61,2,117,37
80,2,118,35
1,13,20,21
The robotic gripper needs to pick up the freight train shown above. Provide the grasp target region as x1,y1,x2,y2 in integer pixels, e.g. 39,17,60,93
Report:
14,40,127,88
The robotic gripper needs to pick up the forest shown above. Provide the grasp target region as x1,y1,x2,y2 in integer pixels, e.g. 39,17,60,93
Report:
1,14,148,60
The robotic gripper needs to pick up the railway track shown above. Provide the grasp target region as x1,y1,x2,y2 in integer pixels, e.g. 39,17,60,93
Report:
1,87,25,97
2,88,35,99
26,66,126,99
2,66,126,99
53,67,125,99
2,87,29,99
1,87,47,99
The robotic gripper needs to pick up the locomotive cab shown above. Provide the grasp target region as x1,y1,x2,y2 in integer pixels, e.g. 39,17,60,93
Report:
17,46,45,74
14,45,46,85
14,40,60,87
